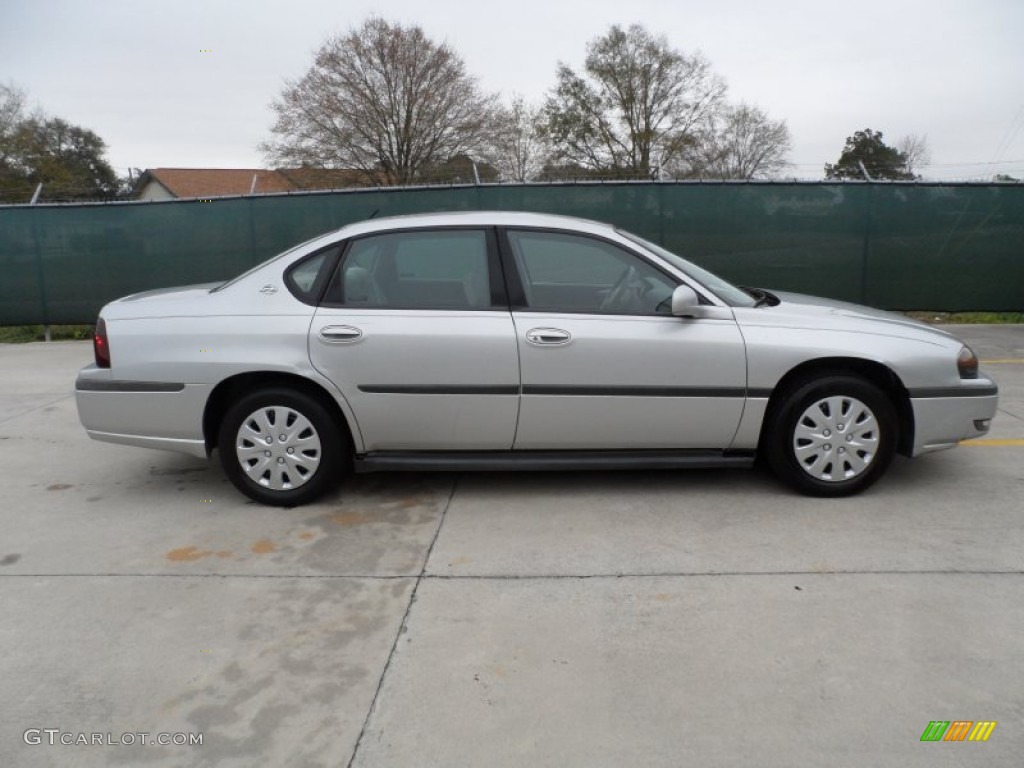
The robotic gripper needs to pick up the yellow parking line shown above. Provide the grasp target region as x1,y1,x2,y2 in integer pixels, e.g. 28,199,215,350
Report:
960,439,1024,447
981,359,1024,364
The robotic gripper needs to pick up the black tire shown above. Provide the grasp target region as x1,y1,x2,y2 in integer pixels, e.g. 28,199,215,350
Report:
764,375,897,497
218,388,346,506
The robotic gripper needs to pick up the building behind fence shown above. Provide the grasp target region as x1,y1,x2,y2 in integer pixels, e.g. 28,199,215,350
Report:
0,180,1021,326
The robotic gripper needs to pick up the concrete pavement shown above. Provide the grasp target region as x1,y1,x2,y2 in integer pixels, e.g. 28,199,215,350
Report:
1,327,1022,767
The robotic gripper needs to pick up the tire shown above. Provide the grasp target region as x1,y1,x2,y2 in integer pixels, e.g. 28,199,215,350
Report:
764,375,897,497
218,388,346,506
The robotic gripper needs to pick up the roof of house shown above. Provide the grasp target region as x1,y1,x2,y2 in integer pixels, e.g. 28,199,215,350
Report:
133,167,376,199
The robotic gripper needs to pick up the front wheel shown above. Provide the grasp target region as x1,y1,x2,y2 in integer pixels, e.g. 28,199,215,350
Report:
765,375,897,497
218,388,345,506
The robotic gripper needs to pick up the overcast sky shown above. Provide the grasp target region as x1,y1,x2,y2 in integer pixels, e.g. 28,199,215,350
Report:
2,0,1023,180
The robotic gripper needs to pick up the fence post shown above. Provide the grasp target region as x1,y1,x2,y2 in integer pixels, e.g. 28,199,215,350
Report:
860,182,874,306
29,185,51,341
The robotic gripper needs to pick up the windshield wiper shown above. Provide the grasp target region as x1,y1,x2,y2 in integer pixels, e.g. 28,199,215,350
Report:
739,285,769,307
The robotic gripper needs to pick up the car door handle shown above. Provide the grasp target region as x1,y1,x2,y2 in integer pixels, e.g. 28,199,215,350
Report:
525,328,572,346
319,325,363,343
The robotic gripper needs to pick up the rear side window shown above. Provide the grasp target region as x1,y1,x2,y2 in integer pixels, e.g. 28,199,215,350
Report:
284,246,339,304
324,230,492,309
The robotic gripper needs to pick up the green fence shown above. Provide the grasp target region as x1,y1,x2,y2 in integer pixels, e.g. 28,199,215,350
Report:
1,181,1021,325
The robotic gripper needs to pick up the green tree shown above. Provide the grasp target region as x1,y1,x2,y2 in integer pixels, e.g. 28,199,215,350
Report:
0,83,120,203
542,24,726,177
825,129,914,180
13,117,120,200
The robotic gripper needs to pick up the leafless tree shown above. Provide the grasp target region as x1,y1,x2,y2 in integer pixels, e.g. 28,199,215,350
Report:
685,104,791,179
542,24,726,177
896,134,931,177
486,95,547,182
260,18,497,185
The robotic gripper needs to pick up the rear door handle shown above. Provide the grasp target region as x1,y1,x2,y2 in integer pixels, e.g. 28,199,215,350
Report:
319,325,363,343
525,328,572,346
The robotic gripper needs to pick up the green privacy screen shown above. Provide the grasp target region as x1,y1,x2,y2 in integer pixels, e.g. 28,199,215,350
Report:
1,181,1021,325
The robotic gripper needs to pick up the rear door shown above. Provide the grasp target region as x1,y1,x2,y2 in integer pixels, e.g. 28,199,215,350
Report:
309,227,519,451
502,228,747,450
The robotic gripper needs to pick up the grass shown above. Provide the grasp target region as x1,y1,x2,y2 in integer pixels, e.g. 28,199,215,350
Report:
904,312,1024,324
0,324,94,343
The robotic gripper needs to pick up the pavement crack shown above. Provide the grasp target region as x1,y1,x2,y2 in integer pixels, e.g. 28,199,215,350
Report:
0,393,73,426
345,476,458,768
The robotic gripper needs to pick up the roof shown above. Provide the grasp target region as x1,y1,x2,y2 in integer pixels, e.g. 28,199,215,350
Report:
133,167,378,199
337,210,614,239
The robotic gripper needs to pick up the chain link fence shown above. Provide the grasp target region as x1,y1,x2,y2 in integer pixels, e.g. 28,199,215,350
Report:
1,180,1021,326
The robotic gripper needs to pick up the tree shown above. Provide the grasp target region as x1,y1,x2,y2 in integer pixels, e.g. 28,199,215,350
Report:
896,134,930,177
542,24,726,177
686,103,791,179
825,129,914,180
487,95,546,182
261,18,497,185
0,84,119,203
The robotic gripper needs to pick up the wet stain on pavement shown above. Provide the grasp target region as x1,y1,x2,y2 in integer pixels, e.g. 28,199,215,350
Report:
149,466,206,476
251,539,276,554
1,554,20,566
166,546,234,562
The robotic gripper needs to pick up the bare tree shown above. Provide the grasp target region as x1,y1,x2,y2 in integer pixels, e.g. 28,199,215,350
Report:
686,104,791,179
486,95,546,182
542,24,726,177
260,18,497,184
896,134,930,177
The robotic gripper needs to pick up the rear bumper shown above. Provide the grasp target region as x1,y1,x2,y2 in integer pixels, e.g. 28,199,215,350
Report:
75,365,209,458
909,381,999,456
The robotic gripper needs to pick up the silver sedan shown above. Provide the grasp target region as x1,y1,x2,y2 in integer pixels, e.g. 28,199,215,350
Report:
75,211,999,506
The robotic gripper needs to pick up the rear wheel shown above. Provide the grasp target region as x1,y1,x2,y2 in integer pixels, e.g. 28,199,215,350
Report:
218,388,345,506
765,375,897,496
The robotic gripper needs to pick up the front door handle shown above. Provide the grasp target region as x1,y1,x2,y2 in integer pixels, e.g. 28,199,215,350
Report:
525,328,572,346
319,325,363,343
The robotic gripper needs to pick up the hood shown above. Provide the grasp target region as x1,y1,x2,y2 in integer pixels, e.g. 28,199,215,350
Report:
746,290,959,345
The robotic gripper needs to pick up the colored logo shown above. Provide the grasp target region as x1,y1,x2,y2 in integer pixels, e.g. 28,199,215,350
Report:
920,721,996,742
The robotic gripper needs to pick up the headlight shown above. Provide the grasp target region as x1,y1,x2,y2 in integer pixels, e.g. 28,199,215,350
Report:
957,345,978,379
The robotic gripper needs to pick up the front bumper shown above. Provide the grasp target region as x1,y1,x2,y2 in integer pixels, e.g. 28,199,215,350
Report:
75,365,209,458
909,379,999,456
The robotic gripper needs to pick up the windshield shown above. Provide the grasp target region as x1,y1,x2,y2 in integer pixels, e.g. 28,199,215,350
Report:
617,230,757,308
210,232,336,292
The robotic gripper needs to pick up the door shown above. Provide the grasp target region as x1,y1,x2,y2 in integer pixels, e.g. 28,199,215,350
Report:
309,228,519,451
502,228,747,450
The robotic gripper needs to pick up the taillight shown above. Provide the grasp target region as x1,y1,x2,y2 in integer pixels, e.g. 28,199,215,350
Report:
94,318,111,368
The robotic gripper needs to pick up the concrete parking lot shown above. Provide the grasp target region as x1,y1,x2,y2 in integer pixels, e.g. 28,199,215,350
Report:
1,326,1022,767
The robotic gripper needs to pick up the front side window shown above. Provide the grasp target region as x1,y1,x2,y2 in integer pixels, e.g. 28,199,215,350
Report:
506,230,676,315
324,230,492,309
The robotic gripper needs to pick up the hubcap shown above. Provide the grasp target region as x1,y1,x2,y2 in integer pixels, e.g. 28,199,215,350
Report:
235,405,321,491
792,395,879,482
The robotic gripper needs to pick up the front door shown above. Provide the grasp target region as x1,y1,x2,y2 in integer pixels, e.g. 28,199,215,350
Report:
309,228,519,451
502,228,747,450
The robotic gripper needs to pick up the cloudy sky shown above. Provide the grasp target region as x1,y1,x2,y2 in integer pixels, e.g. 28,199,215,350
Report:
2,0,1022,180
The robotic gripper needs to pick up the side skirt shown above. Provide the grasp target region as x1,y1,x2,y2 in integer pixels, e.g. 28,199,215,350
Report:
353,449,755,474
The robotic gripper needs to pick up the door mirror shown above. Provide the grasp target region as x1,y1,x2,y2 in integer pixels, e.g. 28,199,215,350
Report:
670,285,703,317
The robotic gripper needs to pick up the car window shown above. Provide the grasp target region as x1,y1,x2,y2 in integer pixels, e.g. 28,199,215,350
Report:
507,230,676,315
284,246,338,303
325,230,491,309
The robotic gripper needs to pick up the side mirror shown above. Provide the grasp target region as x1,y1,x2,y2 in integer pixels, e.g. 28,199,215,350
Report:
670,285,703,317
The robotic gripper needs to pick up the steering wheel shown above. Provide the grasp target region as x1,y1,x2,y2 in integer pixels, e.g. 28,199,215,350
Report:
600,265,640,311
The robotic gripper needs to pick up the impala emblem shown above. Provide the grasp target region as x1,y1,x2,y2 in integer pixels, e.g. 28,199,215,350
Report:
259,284,278,295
